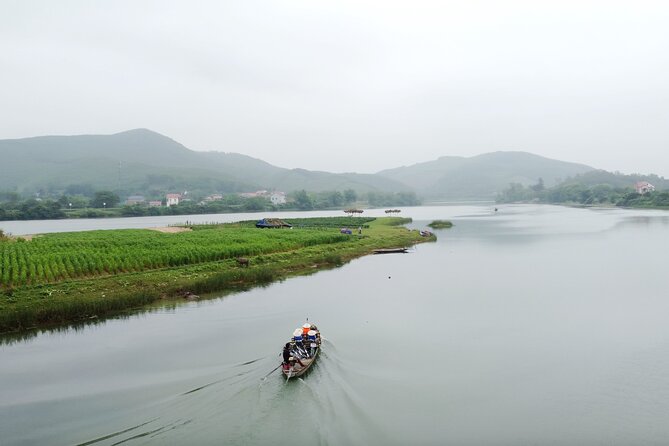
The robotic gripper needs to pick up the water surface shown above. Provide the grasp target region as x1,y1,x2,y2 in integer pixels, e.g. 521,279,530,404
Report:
2,204,669,445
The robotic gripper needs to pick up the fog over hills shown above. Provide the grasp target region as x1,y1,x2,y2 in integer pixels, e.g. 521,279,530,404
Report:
0,128,625,200
377,152,595,199
0,129,410,195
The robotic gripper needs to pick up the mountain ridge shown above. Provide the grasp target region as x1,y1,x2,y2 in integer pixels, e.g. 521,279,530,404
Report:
2,128,652,200
378,151,595,199
0,129,411,195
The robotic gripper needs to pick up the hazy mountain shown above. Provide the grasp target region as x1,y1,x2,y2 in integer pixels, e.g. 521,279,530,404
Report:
0,129,410,195
377,151,595,199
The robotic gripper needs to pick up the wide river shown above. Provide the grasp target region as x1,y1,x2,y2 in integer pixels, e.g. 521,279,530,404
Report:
2,204,669,445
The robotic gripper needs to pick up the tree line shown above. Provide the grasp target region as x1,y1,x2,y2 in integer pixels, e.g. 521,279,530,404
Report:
497,179,669,208
0,188,421,221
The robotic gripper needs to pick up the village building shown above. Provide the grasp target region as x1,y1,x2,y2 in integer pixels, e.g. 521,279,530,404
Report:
148,200,162,207
239,190,269,198
204,194,223,202
166,193,182,206
125,195,146,205
635,181,655,194
270,192,286,205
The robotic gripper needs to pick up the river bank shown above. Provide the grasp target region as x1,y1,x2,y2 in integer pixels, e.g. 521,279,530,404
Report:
0,217,434,333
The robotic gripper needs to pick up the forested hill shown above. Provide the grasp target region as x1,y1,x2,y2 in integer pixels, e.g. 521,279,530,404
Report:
377,151,595,199
0,129,410,195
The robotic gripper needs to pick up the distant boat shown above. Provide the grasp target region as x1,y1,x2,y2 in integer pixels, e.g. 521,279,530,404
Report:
373,247,409,254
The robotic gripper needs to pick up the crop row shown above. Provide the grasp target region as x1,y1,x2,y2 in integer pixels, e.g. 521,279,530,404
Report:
0,228,350,287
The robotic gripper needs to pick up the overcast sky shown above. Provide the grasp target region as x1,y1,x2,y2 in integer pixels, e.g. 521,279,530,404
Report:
1,0,668,176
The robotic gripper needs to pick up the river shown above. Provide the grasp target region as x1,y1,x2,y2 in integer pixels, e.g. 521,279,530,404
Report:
2,204,669,445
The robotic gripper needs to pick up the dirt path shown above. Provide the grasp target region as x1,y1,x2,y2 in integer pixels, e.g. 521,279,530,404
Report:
148,226,192,233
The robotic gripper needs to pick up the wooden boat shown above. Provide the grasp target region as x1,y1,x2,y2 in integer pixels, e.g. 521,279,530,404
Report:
282,325,321,379
373,247,409,254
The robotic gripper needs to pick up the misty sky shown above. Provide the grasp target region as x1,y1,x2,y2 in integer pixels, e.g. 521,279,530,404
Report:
1,0,668,176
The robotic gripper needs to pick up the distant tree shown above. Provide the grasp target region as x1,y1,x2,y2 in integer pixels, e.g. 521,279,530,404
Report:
0,191,21,203
343,189,357,204
222,194,243,206
292,190,313,210
531,178,545,192
243,196,268,211
64,184,95,197
315,191,343,208
90,191,120,208
121,205,147,216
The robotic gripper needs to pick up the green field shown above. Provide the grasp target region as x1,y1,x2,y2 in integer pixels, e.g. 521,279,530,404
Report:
0,228,351,287
0,217,431,333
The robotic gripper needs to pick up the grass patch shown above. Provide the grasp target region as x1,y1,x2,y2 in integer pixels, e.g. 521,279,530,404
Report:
428,220,453,229
0,217,433,333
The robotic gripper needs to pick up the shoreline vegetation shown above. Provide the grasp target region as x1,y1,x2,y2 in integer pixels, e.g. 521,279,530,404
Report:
0,217,434,334
0,189,421,222
496,179,669,209
428,220,454,229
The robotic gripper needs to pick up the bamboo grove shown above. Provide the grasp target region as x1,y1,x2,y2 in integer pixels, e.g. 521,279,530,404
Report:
0,227,351,288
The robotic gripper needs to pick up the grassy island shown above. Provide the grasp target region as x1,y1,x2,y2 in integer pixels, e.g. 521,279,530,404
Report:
0,217,434,333
428,220,453,229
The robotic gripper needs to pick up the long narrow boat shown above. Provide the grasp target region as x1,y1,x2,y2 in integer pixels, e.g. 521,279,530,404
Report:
373,247,409,254
282,324,321,379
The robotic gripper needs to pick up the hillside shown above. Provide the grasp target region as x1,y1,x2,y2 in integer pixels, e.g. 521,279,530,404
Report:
0,129,410,195
377,151,595,199
559,170,669,190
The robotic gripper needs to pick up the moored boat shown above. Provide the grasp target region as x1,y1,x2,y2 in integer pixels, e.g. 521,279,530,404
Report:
373,247,409,254
281,323,321,379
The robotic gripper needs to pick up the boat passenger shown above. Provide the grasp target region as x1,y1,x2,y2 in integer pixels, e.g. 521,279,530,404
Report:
282,342,292,364
288,356,304,368
302,323,311,337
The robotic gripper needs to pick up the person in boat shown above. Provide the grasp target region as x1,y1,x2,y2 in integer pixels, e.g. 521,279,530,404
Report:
301,323,311,337
287,356,304,368
282,342,292,364
307,330,318,356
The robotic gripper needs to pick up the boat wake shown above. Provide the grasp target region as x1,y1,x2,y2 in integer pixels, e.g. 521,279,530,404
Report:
71,339,388,445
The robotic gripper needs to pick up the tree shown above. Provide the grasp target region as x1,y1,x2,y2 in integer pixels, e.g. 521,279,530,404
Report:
0,191,20,203
531,178,545,192
243,196,268,211
90,191,120,208
292,190,313,210
343,189,357,204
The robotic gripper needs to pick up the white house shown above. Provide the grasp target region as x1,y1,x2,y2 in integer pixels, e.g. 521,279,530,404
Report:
635,181,655,194
166,193,181,206
270,192,286,205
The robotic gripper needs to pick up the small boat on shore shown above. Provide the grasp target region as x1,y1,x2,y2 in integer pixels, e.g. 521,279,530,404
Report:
282,323,321,379
373,247,409,254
